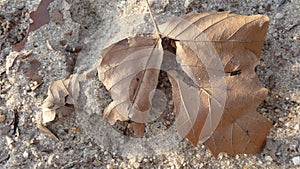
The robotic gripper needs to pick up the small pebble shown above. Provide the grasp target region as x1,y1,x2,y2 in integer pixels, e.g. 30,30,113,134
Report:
226,161,230,165
133,162,140,169
258,160,263,165
292,156,300,165
218,154,223,160
201,3,208,8
106,164,114,169
143,158,149,163
23,151,29,159
184,0,193,8
119,162,127,168
294,124,299,130
265,155,273,161
6,136,14,149
0,113,6,122
275,13,284,19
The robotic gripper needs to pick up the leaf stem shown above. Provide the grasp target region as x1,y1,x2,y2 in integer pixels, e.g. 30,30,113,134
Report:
144,0,160,36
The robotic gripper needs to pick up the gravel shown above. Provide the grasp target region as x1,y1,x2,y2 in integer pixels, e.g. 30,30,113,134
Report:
0,0,299,168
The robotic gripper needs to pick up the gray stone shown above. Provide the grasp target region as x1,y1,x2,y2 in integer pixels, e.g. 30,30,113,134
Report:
275,13,284,19
292,156,300,165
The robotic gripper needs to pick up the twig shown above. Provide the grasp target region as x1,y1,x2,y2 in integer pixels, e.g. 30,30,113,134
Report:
0,154,10,163
37,123,59,141
144,0,160,36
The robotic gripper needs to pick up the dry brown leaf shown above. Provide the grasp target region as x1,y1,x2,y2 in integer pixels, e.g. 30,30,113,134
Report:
51,9,64,25
23,59,43,84
132,122,145,138
2,51,33,84
65,53,79,73
14,0,54,51
98,11,271,157
41,74,79,124
38,74,79,139
5,51,32,74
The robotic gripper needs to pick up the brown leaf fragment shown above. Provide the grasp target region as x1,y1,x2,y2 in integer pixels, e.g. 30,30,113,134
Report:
132,122,145,138
13,37,27,52
29,0,54,32
38,74,79,140
37,123,59,141
23,59,43,84
65,53,78,73
5,51,32,75
14,0,54,51
59,39,68,46
41,74,79,124
51,9,64,25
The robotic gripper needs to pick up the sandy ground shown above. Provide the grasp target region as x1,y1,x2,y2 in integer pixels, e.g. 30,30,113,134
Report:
0,0,299,168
